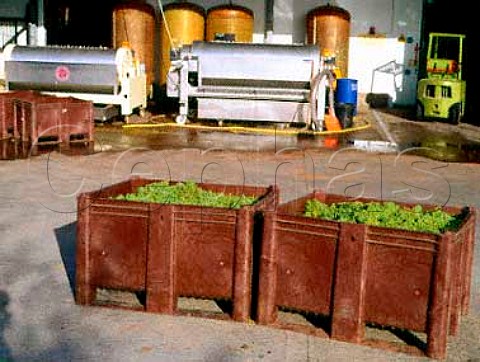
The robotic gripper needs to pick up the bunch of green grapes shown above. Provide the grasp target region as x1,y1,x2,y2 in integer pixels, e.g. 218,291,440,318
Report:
113,180,258,209
304,199,462,234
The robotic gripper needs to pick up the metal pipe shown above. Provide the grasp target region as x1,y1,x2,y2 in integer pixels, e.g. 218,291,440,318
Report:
265,0,274,36
310,69,336,131
37,0,44,27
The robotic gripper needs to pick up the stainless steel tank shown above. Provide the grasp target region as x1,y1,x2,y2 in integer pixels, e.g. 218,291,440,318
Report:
4,45,122,93
167,41,321,125
3,44,147,116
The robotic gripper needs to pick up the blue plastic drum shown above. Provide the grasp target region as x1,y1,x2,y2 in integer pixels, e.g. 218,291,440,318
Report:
336,78,358,114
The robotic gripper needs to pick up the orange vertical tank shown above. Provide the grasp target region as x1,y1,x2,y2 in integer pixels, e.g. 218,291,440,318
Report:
306,5,351,78
113,1,155,96
206,4,254,43
159,2,205,87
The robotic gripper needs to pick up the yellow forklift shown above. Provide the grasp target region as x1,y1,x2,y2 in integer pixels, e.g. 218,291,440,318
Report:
416,32,466,124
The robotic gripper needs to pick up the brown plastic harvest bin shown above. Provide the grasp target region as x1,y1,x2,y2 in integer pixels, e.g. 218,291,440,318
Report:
15,94,64,144
76,178,278,322
0,93,16,140
60,97,95,152
256,191,476,360
0,139,29,161
14,94,94,153
0,90,41,140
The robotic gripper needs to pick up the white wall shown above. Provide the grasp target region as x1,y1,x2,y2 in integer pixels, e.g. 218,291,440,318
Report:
273,0,422,105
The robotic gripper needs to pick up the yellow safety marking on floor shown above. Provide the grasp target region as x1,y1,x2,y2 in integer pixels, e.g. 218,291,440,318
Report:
122,121,371,136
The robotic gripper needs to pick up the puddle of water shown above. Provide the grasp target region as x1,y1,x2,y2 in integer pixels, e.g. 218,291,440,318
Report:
4,121,479,164
97,123,480,163
398,141,480,163
341,136,480,163
108,125,352,153
347,118,480,163
0,139,96,160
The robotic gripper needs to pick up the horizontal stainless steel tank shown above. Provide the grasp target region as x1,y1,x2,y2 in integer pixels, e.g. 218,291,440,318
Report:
189,41,319,85
3,44,148,117
3,44,132,94
167,41,321,125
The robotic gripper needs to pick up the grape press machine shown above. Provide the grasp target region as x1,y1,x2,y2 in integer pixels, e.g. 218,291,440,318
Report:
3,44,147,121
167,41,331,130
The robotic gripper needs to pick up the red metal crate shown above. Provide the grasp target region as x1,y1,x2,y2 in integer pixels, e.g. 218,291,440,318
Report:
255,191,476,360
76,178,278,322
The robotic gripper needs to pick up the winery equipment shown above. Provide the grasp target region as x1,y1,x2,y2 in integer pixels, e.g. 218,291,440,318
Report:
113,1,156,97
167,41,324,128
159,2,206,87
306,4,351,79
2,44,147,120
206,4,254,43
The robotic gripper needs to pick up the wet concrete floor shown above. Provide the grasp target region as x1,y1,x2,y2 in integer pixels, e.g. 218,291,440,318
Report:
2,108,480,163
2,108,480,361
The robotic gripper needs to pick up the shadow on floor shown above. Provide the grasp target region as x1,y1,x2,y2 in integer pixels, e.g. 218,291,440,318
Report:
54,222,77,299
370,105,417,121
0,290,13,361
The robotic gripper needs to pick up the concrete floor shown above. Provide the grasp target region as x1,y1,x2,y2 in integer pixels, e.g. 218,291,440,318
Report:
1,110,479,361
